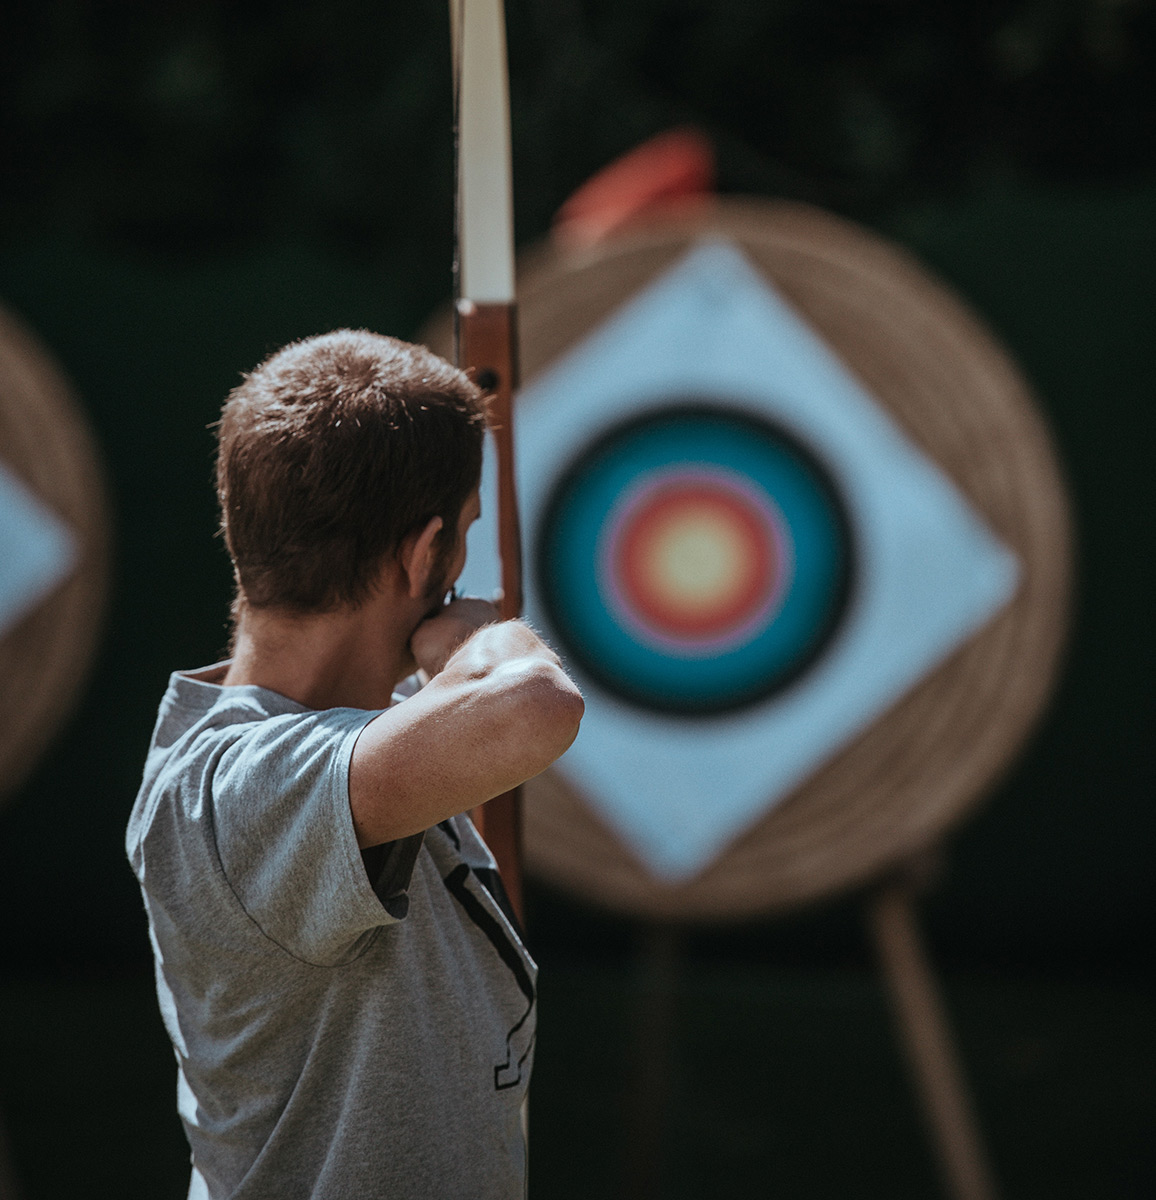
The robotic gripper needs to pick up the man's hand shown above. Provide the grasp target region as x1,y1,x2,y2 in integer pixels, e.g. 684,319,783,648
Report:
351,602,584,848
410,596,500,678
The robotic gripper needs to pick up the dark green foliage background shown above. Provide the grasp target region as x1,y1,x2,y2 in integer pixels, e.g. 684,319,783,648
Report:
0,2,1152,1196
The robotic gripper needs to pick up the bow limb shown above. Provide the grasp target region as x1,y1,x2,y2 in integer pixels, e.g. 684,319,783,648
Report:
451,0,525,921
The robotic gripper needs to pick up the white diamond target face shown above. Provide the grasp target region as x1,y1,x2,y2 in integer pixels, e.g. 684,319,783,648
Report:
537,405,853,715
461,241,1019,879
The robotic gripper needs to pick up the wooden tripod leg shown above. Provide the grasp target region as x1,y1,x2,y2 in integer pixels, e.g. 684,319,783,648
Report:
867,879,999,1200
623,922,680,1200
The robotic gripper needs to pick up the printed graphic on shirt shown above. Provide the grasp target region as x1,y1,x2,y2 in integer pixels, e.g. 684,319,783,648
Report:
443,862,535,1091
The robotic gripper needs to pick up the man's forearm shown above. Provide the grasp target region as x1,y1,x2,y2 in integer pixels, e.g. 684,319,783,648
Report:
350,604,583,846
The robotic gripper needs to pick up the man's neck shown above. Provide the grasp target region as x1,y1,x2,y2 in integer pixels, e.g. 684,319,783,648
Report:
223,590,419,711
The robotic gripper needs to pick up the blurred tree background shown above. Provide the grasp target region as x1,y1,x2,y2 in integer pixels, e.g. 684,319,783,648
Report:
0,1,1152,1197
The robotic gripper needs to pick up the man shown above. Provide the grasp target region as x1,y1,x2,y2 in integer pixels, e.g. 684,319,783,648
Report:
127,329,583,1199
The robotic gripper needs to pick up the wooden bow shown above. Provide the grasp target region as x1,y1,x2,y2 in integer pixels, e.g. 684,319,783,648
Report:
450,0,524,921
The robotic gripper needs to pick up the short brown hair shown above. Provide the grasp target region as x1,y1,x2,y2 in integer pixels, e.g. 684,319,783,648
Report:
217,330,486,612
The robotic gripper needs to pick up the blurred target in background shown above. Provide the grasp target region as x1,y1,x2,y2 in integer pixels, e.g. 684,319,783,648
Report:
446,195,1069,914
0,305,107,806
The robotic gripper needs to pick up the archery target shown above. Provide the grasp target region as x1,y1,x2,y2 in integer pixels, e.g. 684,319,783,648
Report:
434,199,1071,916
0,303,107,803
538,405,852,714
456,234,1023,883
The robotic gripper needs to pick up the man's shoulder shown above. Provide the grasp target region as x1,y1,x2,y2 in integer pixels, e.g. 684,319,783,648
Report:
130,666,355,853
149,670,382,791
158,661,306,730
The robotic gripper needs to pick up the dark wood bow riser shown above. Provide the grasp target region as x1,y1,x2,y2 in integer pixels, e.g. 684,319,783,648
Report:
455,297,524,922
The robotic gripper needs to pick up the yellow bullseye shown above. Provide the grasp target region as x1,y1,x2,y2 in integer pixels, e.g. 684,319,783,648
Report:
641,512,752,616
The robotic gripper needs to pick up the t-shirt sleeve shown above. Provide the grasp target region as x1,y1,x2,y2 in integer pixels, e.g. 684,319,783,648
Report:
209,707,415,966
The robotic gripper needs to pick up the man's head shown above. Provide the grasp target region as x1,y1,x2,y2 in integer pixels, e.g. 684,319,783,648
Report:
217,330,486,614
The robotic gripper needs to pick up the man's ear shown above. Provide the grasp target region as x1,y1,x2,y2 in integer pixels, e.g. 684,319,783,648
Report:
398,516,444,601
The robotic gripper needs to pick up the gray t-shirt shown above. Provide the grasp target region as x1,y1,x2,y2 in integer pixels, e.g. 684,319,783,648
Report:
126,664,536,1200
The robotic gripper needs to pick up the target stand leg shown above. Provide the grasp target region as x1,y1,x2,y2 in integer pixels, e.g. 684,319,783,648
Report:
866,863,999,1200
623,921,681,1200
